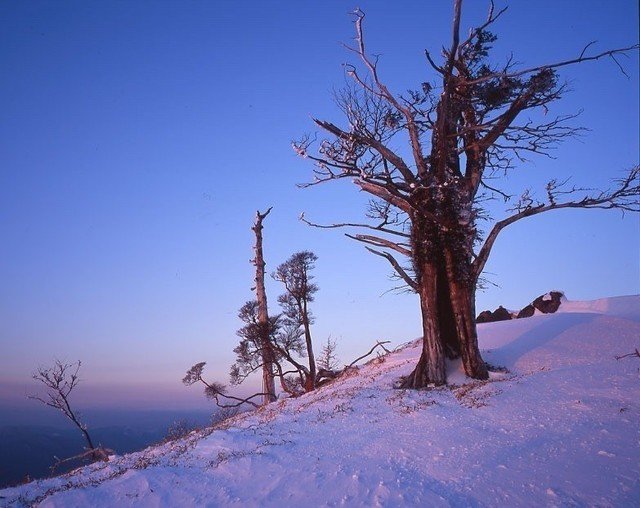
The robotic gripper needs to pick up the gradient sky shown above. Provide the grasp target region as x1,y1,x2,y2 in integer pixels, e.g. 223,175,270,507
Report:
1,1,638,411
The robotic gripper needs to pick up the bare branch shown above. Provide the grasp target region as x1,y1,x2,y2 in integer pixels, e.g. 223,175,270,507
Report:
355,179,413,214
445,0,463,73
364,247,418,291
346,340,391,369
313,118,416,185
465,43,640,86
50,447,112,474
473,166,640,280
347,9,430,178
299,212,409,238
615,348,640,360
424,49,444,74
346,233,412,257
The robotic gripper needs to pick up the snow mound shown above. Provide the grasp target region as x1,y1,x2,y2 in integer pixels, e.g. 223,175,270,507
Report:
2,296,639,507
559,294,639,318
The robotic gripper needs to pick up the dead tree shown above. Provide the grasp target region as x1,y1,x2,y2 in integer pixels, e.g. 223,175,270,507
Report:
272,251,319,391
30,361,95,451
294,2,639,387
251,207,277,404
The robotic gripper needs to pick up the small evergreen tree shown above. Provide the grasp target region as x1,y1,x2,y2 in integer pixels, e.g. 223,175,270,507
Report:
273,251,319,391
318,337,340,372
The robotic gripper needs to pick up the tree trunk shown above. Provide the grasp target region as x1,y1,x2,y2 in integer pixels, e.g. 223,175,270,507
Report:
303,373,314,392
443,247,489,380
400,261,446,388
301,300,316,390
436,262,461,359
80,426,96,451
450,284,488,379
252,208,277,404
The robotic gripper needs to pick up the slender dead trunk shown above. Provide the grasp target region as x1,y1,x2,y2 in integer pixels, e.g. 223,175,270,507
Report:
63,396,95,450
252,208,277,404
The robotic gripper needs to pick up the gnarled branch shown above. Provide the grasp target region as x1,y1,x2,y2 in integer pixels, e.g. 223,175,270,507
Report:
473,166,639,280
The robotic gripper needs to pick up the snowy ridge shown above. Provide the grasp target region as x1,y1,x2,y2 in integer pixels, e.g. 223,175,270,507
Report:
1,296,639,507
558,294,639,317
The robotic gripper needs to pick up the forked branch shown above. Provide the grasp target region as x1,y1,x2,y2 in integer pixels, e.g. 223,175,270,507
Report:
473,166,640,280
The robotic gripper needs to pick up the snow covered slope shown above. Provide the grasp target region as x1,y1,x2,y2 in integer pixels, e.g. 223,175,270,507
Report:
2,295,639,507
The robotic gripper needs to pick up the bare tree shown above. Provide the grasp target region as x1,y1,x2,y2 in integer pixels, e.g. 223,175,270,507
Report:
29,360,112,471
29,361,96,452
294,3,639,387
273,251,319,391
318,336,340,372
251,207,277,404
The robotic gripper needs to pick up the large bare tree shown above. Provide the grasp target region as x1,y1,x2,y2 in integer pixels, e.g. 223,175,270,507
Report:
294,2,639,387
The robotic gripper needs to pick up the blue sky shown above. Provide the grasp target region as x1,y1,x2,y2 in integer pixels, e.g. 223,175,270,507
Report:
1,1,638,411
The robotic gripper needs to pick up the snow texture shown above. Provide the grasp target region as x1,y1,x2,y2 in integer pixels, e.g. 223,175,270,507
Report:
1,295,639,507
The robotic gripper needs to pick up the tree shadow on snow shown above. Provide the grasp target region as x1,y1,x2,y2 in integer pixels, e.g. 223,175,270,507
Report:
487,313,598,368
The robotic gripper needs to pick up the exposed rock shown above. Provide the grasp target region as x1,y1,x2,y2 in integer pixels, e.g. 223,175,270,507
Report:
517,304,535,319
492,306,513,321
476,310,494,323
532,291,564,314
480,291,565,322
476,306,513,323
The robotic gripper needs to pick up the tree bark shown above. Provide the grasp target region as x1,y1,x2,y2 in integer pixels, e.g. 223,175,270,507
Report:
401,261,446,387
252,208,277,404
436,262,461,359
443,247,489,379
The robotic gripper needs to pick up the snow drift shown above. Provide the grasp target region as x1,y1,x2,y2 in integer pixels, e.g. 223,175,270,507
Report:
2,295,639,507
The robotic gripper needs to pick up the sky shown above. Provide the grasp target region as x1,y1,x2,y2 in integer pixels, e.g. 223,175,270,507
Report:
1,1,638,413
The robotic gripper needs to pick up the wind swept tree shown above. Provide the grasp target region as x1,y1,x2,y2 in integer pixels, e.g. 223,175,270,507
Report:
29,360,111,468
30,361,96,452
273,251,319,391
294,2,639,387
183,361,272,409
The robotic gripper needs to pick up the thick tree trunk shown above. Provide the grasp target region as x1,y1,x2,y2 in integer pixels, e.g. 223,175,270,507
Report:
443,247,488,380
252,208,277,404
303,373,314,392
449,284,488,379
400,262,446,388
436,262,461,359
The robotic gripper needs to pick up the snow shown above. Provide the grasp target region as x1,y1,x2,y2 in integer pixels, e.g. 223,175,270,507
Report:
2,295,639,507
